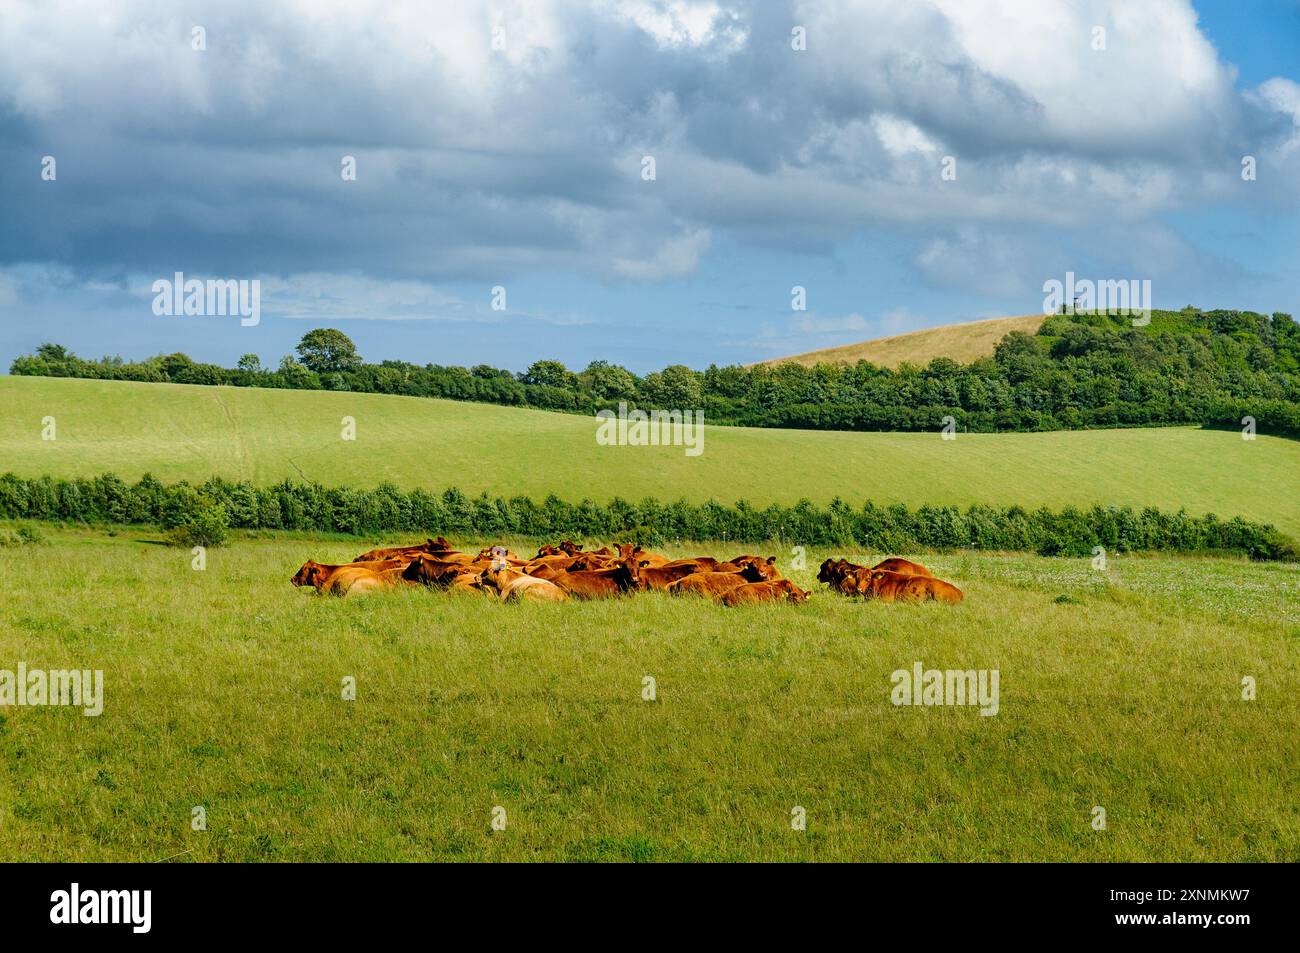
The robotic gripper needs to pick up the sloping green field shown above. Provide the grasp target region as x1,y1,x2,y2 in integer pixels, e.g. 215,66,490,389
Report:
2,375,1297,536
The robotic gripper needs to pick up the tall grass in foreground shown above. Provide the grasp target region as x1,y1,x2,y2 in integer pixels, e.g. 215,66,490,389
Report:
0,529,1296,861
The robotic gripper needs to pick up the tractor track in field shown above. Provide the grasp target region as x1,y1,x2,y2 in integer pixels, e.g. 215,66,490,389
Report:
212,389,252,481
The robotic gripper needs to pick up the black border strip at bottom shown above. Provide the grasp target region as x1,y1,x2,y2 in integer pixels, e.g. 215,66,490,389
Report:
0,862,1286,940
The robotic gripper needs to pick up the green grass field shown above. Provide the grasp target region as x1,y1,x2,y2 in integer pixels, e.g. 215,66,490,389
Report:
3,375,1298,537
0,527,1296,861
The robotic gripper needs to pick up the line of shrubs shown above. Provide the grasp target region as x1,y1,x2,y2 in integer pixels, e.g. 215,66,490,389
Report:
0,472,1294,561
12,308,1300,436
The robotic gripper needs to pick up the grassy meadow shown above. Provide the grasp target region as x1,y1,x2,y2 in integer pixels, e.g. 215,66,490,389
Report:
3,375,1298,537
0,526,1296,862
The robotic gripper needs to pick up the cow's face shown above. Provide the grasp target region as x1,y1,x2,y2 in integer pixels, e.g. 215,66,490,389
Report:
406,555,454,586
816,559,837,583
627,560,652,590
780,580,810,604
611,563,637,591
292,561,323,588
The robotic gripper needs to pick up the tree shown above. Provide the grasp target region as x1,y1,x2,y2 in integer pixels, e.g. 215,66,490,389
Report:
158,352,195,380
643,364,702,407
36,343,71,361
295,328,361,373
520,359,577,390
236,353,263,373
581,360,639,400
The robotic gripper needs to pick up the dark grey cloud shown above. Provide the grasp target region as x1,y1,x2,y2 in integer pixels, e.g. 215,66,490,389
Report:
0,0,1296,297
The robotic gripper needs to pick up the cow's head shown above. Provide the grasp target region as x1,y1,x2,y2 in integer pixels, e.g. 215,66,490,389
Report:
861,570,893,597
559,540,581,556
292,560,325,589
623,559,652,590
778,579,811,604
403,555,458,587
817,558,852,584
610,561,638,592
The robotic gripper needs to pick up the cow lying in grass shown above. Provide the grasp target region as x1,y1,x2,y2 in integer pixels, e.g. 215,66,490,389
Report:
720,579,811,606
291,558,407,596
817,556,961,603
477,560,569,603
860,569,964,603
661,558,780,599
293,539,814,604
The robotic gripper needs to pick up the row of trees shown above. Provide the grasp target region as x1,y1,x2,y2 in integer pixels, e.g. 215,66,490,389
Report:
11,309,1300,435
0,472,1293,560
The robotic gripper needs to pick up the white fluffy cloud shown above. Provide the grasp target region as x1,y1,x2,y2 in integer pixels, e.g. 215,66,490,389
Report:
0,0,1295,294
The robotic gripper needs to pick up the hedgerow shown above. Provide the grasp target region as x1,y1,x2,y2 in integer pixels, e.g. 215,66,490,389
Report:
11,308,1300,436
0,472,1293,561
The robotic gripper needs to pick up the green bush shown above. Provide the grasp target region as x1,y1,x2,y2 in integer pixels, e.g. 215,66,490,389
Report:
0,522,45,547
165,498,230,548
0,471,1293,561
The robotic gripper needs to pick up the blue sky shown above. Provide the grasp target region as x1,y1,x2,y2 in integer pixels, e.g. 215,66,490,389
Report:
1,0,1297,373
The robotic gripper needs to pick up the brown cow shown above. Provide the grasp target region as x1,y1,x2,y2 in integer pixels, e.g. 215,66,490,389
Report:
447,571,491,595
731,555,780,580
817,558,864,595
402,554,484,588
818,556,930,596
630,560,712,590
292,559,405,592
667,565,769,600
330,568,394,596
661,556,724,572
861,569,964,603
720,579,811,606
478,564,568,603
297,564,398,597
523,553,617,579
551,562,638,599
643,558,773,592
817,558,856,584
872,557,932,577
354,537,454,563
617,544,668,568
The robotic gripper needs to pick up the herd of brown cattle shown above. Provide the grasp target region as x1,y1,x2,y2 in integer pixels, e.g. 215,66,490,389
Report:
291,537,964,605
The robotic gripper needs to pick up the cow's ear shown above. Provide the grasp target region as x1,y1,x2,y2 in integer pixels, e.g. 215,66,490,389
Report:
639,560,649,568
766,556,776,563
